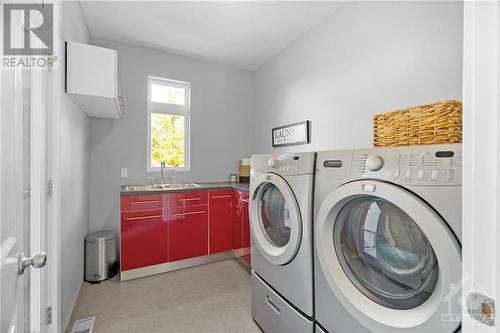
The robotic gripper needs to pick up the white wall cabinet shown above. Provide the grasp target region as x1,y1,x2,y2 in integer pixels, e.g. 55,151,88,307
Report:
66,41,123,119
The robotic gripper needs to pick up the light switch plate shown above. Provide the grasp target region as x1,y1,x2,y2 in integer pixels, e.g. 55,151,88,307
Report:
121,168,127,178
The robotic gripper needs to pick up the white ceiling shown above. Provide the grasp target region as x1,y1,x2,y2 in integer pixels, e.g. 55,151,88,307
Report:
79,1,345,70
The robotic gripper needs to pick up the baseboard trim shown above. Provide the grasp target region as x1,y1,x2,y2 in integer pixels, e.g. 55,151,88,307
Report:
120,251,235,281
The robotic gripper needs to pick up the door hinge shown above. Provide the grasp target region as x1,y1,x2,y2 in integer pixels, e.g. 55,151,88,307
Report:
46,180,53,198
46,306,52,324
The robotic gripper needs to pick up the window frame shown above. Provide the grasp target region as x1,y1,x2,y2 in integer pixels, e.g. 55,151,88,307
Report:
147,75,191,172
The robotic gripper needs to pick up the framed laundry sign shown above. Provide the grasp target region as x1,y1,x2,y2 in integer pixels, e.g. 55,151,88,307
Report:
272,121,310,147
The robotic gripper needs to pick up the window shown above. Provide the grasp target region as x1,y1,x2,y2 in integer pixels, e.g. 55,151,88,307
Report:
147,76,190,171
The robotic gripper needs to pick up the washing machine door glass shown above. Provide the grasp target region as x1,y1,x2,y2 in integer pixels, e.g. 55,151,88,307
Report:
259,183,291,247
334,195,438,310
251,173,302,266
315,180,462,331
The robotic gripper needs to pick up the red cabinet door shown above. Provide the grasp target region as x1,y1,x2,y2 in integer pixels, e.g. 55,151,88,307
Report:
169,207,209,262
120,209,167,271
209,190,233,254
232,193,243,250
240,193,250,248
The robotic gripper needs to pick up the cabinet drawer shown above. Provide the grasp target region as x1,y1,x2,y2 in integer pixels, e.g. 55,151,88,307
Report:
209,189,234,199
121,194,163,212
251,271,314,333
166,191,208,209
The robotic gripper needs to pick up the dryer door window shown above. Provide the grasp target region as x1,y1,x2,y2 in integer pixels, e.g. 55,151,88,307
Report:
315,180,461,331
250,173,302,266
334,195,438,310
259,183,291,247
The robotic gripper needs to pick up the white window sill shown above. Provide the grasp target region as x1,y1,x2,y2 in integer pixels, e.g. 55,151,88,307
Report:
148,167,190,173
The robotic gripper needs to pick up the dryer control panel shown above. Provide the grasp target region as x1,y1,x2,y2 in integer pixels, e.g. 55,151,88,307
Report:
352,144,462,186
251,152,316,176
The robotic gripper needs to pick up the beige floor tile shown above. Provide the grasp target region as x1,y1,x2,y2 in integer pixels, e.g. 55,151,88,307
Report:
66,259,261,333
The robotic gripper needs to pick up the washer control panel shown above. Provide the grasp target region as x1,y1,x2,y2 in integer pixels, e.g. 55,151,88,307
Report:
251,152,316,175
267,155,306,174
352,144,462,186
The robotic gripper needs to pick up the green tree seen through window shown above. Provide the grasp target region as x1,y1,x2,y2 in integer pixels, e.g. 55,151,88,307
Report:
151,113,185,168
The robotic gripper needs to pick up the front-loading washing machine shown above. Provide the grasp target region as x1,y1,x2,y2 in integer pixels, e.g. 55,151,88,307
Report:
250,152,316,333
314,144,462,333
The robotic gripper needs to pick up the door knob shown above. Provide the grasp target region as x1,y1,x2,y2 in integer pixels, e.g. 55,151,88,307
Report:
18,252,47,275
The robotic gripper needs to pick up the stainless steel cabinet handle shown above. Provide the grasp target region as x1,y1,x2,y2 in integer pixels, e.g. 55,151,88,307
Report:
265,295,281,314
178,198,201,202
211,195,232,199
173,211,206,217
124,214,163,221
18,252,46,275
131,200,159,205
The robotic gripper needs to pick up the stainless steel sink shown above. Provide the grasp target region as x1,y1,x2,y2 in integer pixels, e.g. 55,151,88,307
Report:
122,183,201,192
163,183,201,189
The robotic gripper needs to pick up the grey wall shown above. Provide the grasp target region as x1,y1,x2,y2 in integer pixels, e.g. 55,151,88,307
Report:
254,1,463,153
89,38,255,233
60,2,90,330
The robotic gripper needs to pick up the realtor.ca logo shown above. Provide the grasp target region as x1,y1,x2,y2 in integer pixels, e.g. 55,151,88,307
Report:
2,2,56,69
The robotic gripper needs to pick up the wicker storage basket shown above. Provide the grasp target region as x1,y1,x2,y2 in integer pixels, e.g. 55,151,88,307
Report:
239,164,251,183
373,100,462,147
239,164,250,177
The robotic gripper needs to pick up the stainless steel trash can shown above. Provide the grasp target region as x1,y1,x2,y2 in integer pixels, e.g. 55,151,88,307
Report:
84,230,118,283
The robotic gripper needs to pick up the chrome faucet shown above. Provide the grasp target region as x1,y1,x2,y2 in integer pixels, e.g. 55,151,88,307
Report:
160,162,179,184
160,162,166,184
167,163,179,185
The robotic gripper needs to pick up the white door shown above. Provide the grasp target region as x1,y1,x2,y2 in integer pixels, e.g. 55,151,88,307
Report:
0,7,50,333
315,180,461,332
462,1,500,331
250,173,302,265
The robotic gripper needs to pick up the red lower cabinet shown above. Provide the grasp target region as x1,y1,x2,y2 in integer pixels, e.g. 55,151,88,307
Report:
232,190,251,265
232,194,243,250
120,189,250,273
169,207,209,262
209,191,233,254
120,209,168,271
240,193,250,248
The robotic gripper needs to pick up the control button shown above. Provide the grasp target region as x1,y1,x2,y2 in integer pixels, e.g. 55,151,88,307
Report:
447,169,454,180
394,168,400,178
362,183,376,192
284,166,290,172
406,169,412,179
366,155,384,171
418,169,425,179
268,159,277,168
431,169,439,180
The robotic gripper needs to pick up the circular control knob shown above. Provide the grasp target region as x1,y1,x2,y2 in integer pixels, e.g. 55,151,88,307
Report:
268,158,277,168
365,155,384,171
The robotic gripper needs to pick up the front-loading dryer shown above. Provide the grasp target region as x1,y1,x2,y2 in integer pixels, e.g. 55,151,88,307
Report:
314,144,462,333
250,152,316,333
